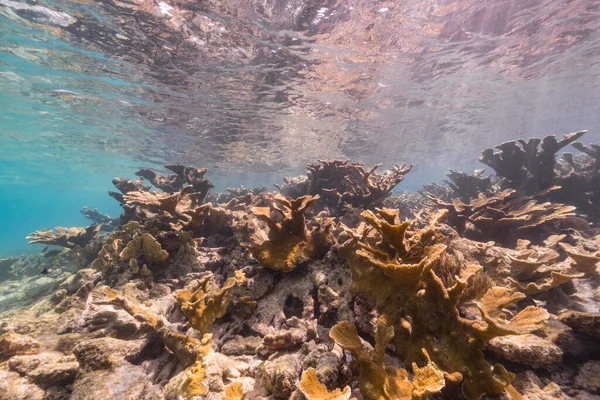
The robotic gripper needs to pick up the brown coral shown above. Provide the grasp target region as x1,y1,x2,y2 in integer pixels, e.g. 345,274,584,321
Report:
339,208,548,398
430,187,588,246
276,160,412,211
330,321,444,400
299,368,352,400
26,225,100,249
250,194,333,271
175,272,244,335
559,241,600,274
479,131,586,192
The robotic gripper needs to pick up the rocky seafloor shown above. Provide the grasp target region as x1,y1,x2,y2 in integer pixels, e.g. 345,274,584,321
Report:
3,131,600,399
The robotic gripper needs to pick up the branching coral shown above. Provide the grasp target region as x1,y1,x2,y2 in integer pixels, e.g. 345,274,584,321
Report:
109,177,149,204
80,207,118,228
443,169,493,201
101,286,212,398
250,194,334,271
112,164,215,229
276,160,412,211
91,221,175,277
136,164,213,196
122,185,214,234
559,240,600,274
299,368,352,400
330,321,444,400
339,208,548,398
501,241,584,296
26,225,100,249
175,272,245,335
430,188,588,246
479,131,586,192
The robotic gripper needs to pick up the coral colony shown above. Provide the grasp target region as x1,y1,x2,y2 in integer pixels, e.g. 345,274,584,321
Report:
3,130,600,399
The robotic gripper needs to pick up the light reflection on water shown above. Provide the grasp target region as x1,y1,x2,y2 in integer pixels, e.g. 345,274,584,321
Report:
1,0,600,252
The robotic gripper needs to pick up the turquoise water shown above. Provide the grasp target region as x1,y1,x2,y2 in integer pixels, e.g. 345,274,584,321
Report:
2,0,600,254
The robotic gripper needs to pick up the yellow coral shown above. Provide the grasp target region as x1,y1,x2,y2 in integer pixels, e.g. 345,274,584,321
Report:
508,272,584,296
180,359,209,398
299,368,352,400
176,273,242,335
102,286,212,399
119,232,169,263
559,241,600,273
250,194,333,271
330,321,444,400
340,209,548,398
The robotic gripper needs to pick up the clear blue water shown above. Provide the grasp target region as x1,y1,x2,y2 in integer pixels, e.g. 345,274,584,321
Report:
2,0,600,254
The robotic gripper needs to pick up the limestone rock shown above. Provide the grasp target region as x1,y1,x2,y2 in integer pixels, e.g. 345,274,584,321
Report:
0,369,45,400
261,353,302,397
488,334,562,368
73,337,145,370
512,370,564,400
58,268,101,294
0,331,41,357
203,351,251,392
71,362,160,400
221,335,262,356
82,305,142,338
8,352,78,385
575,361,600,394
559,311,600,339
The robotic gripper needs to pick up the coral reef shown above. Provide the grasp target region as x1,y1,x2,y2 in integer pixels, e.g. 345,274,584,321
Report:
249,194,334,271
479,131,586,192
443,169,494,201
276,160,413,212
26,226,100,249
7,132,600,400
338,208,548,398
429,187,588,246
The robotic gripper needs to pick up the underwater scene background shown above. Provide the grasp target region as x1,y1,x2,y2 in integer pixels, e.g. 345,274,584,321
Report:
2,0,600,253
2,0,600,399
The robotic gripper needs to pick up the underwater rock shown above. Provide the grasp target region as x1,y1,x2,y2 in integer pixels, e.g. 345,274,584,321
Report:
8,351,78,385
0,331,41,357
58,268,101,294
488,334,563,368
73,337,146,370
575,361,600,394
0,369,46,400
71,362,161,400
261,353,302,398
511,370,564,400
559,311,600,339
220,335,262,356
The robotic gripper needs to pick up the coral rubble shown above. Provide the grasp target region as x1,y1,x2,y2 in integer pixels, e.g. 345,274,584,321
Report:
6,132,600,399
